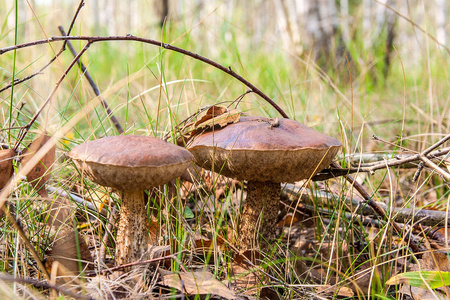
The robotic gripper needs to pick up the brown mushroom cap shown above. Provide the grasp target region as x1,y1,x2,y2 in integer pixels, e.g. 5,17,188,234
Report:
189,116,341,182
69,136,193,190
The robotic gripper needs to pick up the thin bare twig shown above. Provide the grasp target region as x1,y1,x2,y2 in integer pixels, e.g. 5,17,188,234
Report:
331,162,422,254
419,155,450,181
372,135,417,153
374,133,450,182
58,27,124,134
0,0,85,94
422,134,450,155
313,146,450,181
412,162,425,182
63,0,85,46
13,42,92,150
0,35,289,118
283,184,450,227
416,134,450,181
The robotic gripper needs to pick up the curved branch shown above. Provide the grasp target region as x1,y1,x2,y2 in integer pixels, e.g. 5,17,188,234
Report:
0,35,289,118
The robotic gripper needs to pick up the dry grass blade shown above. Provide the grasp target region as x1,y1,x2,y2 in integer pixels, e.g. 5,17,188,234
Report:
20,133,55,195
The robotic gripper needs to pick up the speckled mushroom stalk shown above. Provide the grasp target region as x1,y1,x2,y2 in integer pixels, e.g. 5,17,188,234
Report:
69,136,193,266
188,116,341,251
115,190,148,266
239,181,280,250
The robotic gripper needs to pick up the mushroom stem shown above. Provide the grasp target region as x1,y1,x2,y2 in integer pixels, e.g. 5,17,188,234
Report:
115,190,150,267
238,181,280,251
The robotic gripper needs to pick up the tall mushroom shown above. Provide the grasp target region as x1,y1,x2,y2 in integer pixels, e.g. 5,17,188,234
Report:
188,115,341,251
68,135,193,266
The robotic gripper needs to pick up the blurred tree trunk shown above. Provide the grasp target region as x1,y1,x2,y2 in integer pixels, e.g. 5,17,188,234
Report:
340,0,350,43
362,0,372,49
436,0,447,45
93,0,100,35
368,0,397,80
306,0,353,73
383,0,397,78
155,0,169,27
274,0,302,58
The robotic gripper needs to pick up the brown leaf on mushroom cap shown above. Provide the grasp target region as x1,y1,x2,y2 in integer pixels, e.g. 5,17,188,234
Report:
188,115,342,182
194,105,229,127
191,107,240,136
21,133,55,194
175,105,241,146
0,149,14,190
68,135,194,191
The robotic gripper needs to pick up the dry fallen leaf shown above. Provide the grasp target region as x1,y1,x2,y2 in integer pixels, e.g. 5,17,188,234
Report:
161,270,235,299
44,191,93,279
231,250,268,296
44,195,72,228
399,285,447,300
45,226,93,277
0,149,14,190
193,236,226,253
420,251,450,272
316,284,354,298
21,133,56,195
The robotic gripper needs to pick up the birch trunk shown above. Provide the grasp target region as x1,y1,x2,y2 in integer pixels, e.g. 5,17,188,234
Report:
436,0,447,45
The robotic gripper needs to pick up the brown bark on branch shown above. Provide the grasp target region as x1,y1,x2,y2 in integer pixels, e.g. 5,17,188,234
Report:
330,162,422,254
0,35,288,118
312,146,450,181
283,184,450,227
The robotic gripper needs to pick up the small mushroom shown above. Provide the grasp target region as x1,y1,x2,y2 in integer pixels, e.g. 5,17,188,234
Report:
68,135,193,266
188,115,341,251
